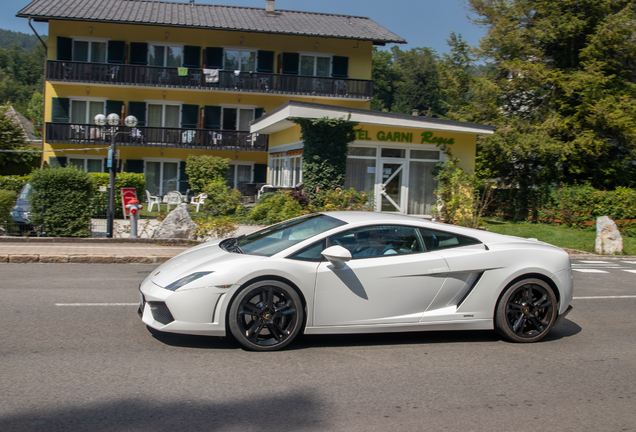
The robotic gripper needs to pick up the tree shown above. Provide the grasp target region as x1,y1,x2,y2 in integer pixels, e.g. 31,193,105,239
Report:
370,48,399,111
0,105,39,172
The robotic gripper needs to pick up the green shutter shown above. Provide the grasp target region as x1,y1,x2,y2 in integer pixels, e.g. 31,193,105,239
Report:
107,41,125,63
106,100,124,118
49,157,67,168
257,50,274,73
255,108,265,119
203,106,221,129
183,46,201,68
181,104,199,129
125,159,144,173
57,37,72,61
179,161,190,194
51,98,70,123
129,42,148,65
128,102,146,126
253,164,268,183
205,47,223,69
332,56,349,77
282,52,299,74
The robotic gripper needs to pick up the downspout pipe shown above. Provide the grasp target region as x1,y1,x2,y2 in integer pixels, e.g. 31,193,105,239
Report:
29,17,47,51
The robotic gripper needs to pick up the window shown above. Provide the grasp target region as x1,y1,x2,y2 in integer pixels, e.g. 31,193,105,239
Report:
268,152,302,187
147,104,180,128
73,39,107,63
300,54,331,77
69,157,103,173
224,49,256,72
144,159,180,197
225,163,253,192
222,107,254,131
329,225,424,259
149,44,183,67
418,228,481,251
345,147,376,193
70,99,105,124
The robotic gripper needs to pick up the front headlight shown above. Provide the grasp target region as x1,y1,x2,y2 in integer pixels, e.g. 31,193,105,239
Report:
164,272,214,291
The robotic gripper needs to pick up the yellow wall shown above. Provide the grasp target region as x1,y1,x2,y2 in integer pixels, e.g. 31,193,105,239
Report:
48,20,373,79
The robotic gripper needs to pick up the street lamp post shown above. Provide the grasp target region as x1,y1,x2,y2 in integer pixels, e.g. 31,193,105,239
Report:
94,113,138,238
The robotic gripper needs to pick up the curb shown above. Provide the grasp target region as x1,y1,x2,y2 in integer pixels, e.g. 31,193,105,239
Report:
0,237,199,246
0,254,174,264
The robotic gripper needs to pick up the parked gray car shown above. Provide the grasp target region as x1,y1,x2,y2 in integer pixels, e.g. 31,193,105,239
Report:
10,184,32,231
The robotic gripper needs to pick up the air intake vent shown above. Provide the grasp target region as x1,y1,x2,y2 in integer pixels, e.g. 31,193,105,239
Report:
148,301,175,325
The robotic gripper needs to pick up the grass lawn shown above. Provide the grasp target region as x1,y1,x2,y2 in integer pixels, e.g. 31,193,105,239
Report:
485,220,636,255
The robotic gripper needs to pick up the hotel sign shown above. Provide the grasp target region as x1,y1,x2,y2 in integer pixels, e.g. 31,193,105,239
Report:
355,129,454,145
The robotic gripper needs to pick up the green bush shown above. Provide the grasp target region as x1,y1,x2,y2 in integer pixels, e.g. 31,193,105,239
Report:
30,167,94,237
89,172,146,218
185,155,230,194
314,187,373,212
0,188,17,234
248,190,310,225
202,179,242,216
0,175,30,194
192,216,238,240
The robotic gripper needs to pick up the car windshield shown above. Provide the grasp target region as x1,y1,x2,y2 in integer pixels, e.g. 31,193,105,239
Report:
236,214,346,256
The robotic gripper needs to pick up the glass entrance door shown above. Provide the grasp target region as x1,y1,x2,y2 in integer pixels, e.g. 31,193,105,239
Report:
378,162,405,212
145,161,179,197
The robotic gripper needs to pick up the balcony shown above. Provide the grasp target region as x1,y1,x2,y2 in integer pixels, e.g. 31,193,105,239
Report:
45,123,268,152
46,60,374,99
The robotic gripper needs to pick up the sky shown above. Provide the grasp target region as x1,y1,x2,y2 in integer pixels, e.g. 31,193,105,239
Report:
2,0,487,55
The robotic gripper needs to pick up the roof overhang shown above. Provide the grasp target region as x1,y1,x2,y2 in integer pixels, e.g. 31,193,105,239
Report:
251,101,496,135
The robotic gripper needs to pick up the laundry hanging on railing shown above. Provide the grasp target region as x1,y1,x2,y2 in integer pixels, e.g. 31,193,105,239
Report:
203,68,219,83
178,67,188,76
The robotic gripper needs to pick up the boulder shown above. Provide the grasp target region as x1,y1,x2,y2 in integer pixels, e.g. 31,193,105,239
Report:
152,203,197,240
595,216,623,255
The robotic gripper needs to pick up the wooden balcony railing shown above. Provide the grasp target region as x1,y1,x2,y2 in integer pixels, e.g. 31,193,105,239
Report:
46,60,374,99
45,123,268,152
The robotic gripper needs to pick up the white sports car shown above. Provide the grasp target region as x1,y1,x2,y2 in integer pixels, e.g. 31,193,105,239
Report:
139,212,573,351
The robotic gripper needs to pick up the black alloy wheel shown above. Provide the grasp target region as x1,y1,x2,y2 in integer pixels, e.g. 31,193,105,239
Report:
228,280,304,351
495,278,557,343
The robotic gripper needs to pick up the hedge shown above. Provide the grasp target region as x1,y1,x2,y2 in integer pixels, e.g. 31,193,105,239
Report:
0,175,30,195
89,172,146,218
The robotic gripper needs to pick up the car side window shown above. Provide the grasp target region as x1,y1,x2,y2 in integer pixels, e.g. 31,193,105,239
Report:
287,239,326,262
329,225,424,259
418,228,481,251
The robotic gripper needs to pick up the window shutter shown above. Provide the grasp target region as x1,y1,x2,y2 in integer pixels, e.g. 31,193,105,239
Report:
106,100,124,118
107,41,126,64
128,102,146,126
125,159,144,173
181,104,199,129
203,106,221,129
49,157,67,168
282,52,299,74
332,56,349,77
183,45,201,68
255,108,265,119
205,47,223,69
253,164,268,183
51,98,70,123
179,161,189,194
257,50,275,73
129,42,148,65
57,37,72,61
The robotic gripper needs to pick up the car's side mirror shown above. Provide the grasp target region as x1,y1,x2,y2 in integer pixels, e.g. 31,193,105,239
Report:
321,245,352,269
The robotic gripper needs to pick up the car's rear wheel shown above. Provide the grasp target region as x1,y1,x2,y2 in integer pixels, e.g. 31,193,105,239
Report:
495,278,557,343
228,280,303,351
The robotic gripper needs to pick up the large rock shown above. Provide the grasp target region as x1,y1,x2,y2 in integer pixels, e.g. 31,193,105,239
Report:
595,216,623,255
152,203,197,240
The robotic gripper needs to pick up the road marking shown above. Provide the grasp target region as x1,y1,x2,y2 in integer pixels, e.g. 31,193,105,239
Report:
621,261,636,264
573,269,608,273
573,296,636,300
578,260,610,264
55,303,138,306
623,270,636,274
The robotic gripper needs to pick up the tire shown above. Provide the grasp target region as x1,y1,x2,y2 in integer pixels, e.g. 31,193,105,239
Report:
495,278,557,343
228,280,304,351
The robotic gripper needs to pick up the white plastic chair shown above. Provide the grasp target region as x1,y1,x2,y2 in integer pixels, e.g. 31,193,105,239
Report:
165,191,183,212
190,193,207,212
145,190,161,212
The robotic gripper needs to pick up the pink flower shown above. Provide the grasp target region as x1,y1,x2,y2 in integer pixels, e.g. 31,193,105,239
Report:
335,187,342,191
316,187,320,192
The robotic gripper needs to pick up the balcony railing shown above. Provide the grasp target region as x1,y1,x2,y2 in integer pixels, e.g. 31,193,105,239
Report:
45,123,268,152
46,60,374,99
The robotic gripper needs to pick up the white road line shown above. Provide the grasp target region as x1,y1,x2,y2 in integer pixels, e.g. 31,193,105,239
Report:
623,270,636,274
55,303,138,306
574,296,636,299
573,269,608,273
621,261,636,264
578,260,610,264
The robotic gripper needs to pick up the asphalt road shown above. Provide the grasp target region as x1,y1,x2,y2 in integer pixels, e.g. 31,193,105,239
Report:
0,261,635,432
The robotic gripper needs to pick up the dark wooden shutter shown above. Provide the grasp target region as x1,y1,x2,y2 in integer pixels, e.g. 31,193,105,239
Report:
253,164,268,183
181,104,199,128
107,41,126,63
203,106,221,129
128,102,146,126
257,50,274,73
106,100,124,118
282,52,299,74
126,159,144,173
57,37,72,61
332,56,349,77
179,161,189,194
205,47,223,68
129,42,148,65
49,157,67,168
255,108,265,119
51,98,70,123
183,45,201,68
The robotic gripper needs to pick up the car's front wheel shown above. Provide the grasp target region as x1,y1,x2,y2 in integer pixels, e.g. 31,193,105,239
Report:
228,280,304,351
495,278,557,343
